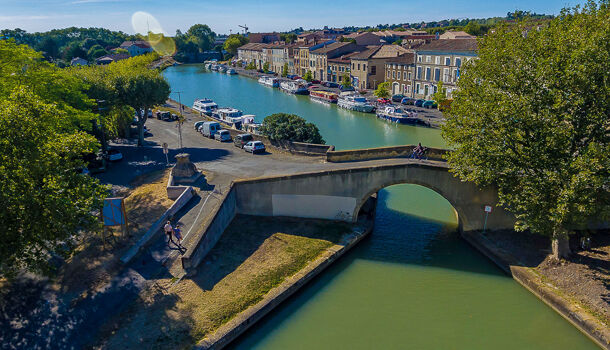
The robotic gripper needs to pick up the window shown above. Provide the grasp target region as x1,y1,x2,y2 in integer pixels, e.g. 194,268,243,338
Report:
358,63,360,70
406,85,411,94
408,72,412,80
416,66,422,79
425,67,431,80
435,56,440,64
452,69,458,81
401,84,405,93
387,70,391,79
443,68,450,82
415,83,420,94
417,55,422,62
426,55,431,62
364,64,368,71
445,57,451,65
455,57,462,67
403,71,407,80
434,68,440,81
392,70,395,79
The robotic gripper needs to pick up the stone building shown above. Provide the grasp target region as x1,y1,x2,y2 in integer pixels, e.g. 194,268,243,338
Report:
383,53,416,97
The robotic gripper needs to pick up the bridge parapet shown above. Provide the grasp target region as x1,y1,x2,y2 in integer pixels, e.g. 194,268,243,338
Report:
326,145,448,163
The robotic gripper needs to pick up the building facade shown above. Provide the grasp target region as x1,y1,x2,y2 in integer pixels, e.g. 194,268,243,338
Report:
119,41,153,56
310,42,359,81
350,45,411,90
413,39,478,99
384,54,416,97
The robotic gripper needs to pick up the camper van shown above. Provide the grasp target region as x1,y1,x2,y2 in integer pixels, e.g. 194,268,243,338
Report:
201,121,221,138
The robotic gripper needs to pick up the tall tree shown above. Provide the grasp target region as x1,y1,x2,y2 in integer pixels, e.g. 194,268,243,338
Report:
341,74,352,88
260,113,325,144
223,34,248,56
374,82,391,98
186,24,216,52
442,1,610,259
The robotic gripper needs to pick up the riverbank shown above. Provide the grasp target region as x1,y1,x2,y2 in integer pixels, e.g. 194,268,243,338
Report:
92,215,370,349
462,230,610,349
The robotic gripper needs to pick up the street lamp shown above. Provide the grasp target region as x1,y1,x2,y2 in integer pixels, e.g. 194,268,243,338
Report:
171,91,184,150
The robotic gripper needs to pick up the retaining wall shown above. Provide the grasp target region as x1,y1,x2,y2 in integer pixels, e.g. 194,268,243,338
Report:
327,145,447,163
181,185,237,270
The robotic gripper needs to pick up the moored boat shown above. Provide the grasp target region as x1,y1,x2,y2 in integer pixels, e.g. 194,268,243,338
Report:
337,93,375,113
218,65,228,73
279,80,309,95
258,76,279,88
226,68,237,75
192,98,218,115
211,107,244,129
376,105,424,125
309,90,338,103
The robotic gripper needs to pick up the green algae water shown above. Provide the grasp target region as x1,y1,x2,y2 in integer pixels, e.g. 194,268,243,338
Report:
164,65,598,349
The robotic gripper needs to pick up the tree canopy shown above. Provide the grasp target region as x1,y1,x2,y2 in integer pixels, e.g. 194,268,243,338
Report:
374,82,391,98
442,0,610,259
0,40,109,276
260,113,325,144
223,34,248,56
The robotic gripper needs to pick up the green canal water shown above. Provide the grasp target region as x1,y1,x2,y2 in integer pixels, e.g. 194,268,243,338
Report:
164,65,597,349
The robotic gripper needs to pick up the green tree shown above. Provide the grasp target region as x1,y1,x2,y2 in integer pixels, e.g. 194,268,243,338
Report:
262,61,270,73
432,80,447,106
374,81,390,98
87,44,107,60
281,62,288,77
442,1,610,260
302,70,313,82
245,61,256,70
109,55,170,146
223,34,248,56
464,21,482,36
341,74,352,88
63,42,87,61
280,33,297,43
186,24,216,52
0,89,107,277
260,113,325,144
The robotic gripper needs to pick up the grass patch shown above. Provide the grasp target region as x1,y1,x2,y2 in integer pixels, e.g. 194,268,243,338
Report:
98,215,353,349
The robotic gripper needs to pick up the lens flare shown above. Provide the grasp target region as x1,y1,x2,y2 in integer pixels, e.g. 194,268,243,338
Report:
131,11,176,56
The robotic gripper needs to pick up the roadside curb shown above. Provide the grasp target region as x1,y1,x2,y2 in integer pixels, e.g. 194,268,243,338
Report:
461,231,610,349
193,223,373,350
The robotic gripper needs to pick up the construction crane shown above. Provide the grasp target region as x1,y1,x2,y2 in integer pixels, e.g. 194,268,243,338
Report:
238,24,249,34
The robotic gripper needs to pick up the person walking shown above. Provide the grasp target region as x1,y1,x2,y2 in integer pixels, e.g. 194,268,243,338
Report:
173,224,183,249
164,221,175,247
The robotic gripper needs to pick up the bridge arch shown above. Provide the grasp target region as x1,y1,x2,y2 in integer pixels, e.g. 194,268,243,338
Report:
353,179,463,230
233,162,516,233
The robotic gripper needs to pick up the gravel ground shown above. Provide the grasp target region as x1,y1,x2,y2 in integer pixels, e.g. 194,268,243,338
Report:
485,229,610,325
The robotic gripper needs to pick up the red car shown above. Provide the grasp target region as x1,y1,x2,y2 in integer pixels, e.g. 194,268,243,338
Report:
291,76,302,80
377,98,391,104
311,79,321,84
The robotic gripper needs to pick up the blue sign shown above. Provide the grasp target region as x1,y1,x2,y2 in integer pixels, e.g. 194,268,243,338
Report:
103,198,126,226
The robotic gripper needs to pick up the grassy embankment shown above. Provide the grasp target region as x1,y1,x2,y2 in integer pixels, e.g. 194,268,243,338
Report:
98,215,353,349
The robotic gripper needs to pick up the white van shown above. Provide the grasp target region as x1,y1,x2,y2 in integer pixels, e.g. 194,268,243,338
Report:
201,122,221,138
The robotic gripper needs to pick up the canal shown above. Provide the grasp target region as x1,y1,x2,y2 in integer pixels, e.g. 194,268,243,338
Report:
164,65,597,349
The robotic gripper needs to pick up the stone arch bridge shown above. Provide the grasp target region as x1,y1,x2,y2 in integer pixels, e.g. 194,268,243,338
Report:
233,160,515,232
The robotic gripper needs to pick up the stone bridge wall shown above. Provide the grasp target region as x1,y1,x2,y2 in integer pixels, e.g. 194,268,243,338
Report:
326,145,447,162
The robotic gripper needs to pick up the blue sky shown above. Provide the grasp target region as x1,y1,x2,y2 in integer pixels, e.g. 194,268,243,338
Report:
0,0,576,35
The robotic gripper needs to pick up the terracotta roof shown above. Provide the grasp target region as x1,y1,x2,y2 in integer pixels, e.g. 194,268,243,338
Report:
120,40,151,48
96,53,130,63
328,51,362,63
349,45,381,59
311,41,353,54
439,31,475,39
384,52,415,65
371,44,410,58
417,39,478,52
238,42,271,51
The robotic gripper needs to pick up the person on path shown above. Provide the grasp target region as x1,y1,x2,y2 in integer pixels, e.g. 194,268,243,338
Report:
173,224,183,248
164,221,175,247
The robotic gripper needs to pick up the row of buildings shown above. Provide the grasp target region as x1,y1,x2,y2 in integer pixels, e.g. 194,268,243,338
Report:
237,30,477,100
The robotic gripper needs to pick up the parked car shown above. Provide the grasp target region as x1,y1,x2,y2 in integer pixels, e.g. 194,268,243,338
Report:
414,99,425,107
286,74,298,79
291,76,302,80
377,98,391,104
214,129,232,142
339,85,355,92
234,133,253,148
391,94,404,102
105,148,123,162
401,97,415,105
323,82,339,88
194,121,205,131
243,141,265,154
311,79,321,84
422,100,438,109
201,121,221,138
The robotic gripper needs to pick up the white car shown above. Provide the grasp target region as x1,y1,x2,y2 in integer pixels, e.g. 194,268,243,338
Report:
214,129,232,142
243,141,265,154
106,148,123,162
